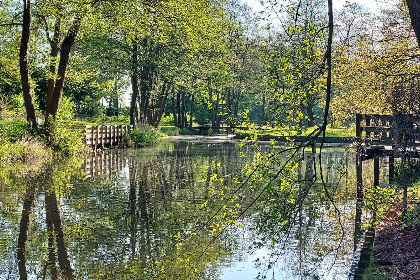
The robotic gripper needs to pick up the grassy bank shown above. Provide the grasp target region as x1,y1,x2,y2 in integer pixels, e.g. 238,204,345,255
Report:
235,125,354,138
0,120,85,164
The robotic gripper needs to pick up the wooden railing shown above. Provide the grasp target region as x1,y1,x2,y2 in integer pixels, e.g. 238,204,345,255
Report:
355,114,394,144
85,125,132,148
356,114,419,147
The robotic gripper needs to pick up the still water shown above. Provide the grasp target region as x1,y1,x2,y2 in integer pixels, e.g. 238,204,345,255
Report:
0,141,389,279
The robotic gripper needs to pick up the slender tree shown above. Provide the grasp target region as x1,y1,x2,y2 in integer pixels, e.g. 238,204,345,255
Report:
19,0,37,128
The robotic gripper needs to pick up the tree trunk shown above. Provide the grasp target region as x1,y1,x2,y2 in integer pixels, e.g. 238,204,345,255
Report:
214,91,221,131
19,0,37,128
46,19,81,119
181,90,188,128
139,65,150,126
153,80,170,127
189,92,194,129
261,93,266,124
321,0,333,134
46,19,61,115
407,0,420,48
234,89,241,119
177,89,182,128
208,78,216,129
130,42,139,127
172,93,178,127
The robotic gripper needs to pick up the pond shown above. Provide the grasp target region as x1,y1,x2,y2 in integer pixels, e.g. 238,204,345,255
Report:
0,141,391,279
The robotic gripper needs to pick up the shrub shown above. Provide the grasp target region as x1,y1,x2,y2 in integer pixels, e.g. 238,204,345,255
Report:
131,125,160,146
162,127,179,136
40,118,84,155
406,203,420,226
179,127,192,135
160,114,175,126
207,128,215,136
57,96,74,121
1,120,28,142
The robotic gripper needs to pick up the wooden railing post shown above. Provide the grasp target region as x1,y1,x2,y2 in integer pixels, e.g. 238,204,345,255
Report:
95,126,99,148
356,114,361,138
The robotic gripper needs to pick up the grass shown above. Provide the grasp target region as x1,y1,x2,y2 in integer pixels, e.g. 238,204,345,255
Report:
235,125,354,138
159,125,355,138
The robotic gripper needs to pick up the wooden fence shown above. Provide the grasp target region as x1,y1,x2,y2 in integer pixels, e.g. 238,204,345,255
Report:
85,125,132,148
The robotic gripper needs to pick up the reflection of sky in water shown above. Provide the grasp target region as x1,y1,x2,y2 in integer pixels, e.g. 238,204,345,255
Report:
220,247,350,280
1,143,390,279
218,206,354,280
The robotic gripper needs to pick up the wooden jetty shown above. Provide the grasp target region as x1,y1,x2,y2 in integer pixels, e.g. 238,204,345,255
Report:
355,113,420,158
85,125,132,149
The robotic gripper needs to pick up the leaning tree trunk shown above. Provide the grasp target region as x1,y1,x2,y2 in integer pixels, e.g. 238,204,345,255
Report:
46,19,81,119
19,0,37,128
407,0,420,48
152,80,170,127
45,19,61,114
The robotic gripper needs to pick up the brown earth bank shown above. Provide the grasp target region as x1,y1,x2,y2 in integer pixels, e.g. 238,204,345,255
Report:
373,206,420,280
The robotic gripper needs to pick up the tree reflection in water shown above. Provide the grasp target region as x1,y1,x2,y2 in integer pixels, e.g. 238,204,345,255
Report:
0,142,392,279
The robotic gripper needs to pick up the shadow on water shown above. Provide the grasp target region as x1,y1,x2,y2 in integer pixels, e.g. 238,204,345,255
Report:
0,142,396,279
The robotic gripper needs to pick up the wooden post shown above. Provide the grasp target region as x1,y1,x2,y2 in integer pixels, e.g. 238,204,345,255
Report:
95,126,98,148
356,114,361,138
105,125,108,147
389,156,394,184
119,125,121,145
356,152,363,200
112,125,115,147
366,115,371,127
374,157,379,187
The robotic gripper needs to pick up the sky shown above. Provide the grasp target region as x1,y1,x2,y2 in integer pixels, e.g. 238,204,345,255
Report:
240,0,389,14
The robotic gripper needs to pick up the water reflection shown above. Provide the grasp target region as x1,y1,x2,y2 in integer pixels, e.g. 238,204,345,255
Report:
0,142,394,279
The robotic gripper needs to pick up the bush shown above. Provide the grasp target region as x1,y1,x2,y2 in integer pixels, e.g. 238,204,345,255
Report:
160,127,179,136
131,125,160,146
179,127,192,135
57,96,74,121
406,203,420,226
160,114,175,126
1,120,28,142
40,119,84,155
207,128,215,136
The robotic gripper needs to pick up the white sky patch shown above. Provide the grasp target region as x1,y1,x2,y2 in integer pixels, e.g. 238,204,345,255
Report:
241,0,396,15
